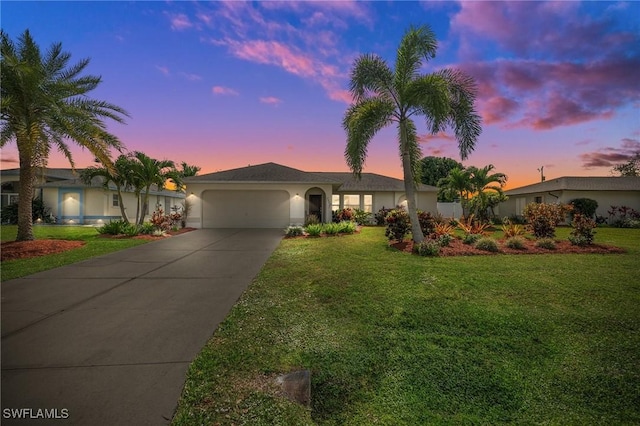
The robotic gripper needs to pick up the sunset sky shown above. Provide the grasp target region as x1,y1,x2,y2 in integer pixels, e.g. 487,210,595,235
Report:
1,1,639,189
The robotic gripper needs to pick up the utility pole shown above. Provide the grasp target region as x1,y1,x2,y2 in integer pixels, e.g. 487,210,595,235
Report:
537,166,545,182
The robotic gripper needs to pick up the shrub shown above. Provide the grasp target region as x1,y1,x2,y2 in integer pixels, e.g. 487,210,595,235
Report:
375,207,393,225
417,210,437,236
456,215,490,236
305,214,320,226
569,213,596,246
284,226,304,237
124,224,142,237
463,233,482,245
1,197,54,224
535,238,556,250
501,218,525,238
475,237,500,252
385,209,410,241
609,205,640,228
434,222,455,237
304,223,323,237
337,220,356,234
139,222,155,235
353,209,373,225
437,233,452,247
97,220,130,235
570,198,598,219
150,209,172,232
505,236,526,250
523,203,572,239
413,239,441,257
323,222,341,235
333,208,354,223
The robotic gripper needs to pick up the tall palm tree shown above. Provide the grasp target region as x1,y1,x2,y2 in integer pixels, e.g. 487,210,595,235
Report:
179,162,201,178
79,155,134,223
467,164,507,222
438,167,473,216
1,29,128,241
343,25,481,243
128,151,181,225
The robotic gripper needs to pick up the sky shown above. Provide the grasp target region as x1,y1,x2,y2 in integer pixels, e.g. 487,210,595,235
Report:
1,1,639,189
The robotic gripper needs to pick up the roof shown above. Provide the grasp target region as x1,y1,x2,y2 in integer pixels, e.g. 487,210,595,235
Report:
505,176,640,195
185,162,437,192
1,167,79,182
185,162,337,184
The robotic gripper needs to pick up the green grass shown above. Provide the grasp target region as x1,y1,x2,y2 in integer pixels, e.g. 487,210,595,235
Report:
173,227,640,425
1,225,149,281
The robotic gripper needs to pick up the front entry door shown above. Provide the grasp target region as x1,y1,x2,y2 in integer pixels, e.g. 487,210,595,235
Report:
308,194,322,222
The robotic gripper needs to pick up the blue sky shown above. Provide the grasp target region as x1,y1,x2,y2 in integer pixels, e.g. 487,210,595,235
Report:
1,1,638,188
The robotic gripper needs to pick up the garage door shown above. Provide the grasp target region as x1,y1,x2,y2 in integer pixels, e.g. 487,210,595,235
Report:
202,190,290,228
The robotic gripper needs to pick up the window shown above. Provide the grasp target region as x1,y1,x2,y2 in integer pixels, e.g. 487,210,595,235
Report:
535,196,543,204
112,194,119,207
332,195,340,211
363,195,373,213
343,194,360,210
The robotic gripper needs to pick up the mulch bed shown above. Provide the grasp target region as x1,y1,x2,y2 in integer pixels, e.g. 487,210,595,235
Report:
1,228,197,261
391,238,626,256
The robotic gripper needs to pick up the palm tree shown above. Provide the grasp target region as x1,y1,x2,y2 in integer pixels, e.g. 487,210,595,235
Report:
343,25,481,243
467,164,507,221
1,29,128,241
438,167,473,216
179,162,201,178
79,155,134,223
128,151,181,225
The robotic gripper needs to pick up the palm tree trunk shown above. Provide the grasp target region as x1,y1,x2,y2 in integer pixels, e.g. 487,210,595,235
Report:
116,187,129,223
16,152,35,241
139,188,151,225
399,122,425,243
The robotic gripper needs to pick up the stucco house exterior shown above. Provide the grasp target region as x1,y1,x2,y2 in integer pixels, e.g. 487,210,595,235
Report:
501,176,640,219
1,167,185,225
183,162,437,228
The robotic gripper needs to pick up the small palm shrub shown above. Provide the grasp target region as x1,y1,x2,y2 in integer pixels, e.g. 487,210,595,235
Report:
475,237,500,252
285,226,304,237
456,215,490,235
413,239,441,257
535,238,556,250
505,236,526,250
501,218,525,238
385,209,410,241
304,223,323,237
523,203,572,239
434,222,455,237
568,213,596,246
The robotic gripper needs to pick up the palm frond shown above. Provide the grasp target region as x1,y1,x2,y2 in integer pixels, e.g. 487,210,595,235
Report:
343,97,395,176
349,54,394,103
394,25,437,93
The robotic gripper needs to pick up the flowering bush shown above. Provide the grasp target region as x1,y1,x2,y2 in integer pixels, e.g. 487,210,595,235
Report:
523,203,572,239
333,208,355,223
417,210,437,237
385,209,410,241
375,207,393,225
151,209,172,232
569,213,596,246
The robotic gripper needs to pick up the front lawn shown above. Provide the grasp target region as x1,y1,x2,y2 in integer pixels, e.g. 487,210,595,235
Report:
0,225,149,281
173,226,640,425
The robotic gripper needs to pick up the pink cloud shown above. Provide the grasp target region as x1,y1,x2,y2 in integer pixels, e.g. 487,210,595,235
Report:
167,13,193,31
156,65,170,76
212,86,239,96
418,132,455,143
260,96,282,105
579,138,640,168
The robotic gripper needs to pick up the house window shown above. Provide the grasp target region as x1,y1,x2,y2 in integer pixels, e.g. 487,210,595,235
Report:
332,195,340,211
363,195,373,213
343,194,360,210
535,196,543,204
112,194,119,207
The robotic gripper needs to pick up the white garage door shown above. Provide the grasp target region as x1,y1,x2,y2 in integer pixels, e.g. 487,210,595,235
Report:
202,190,290,228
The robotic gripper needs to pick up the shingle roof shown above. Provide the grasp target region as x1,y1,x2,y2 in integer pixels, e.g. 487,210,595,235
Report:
1,167,79,181
38,177,183,197
505,176,640,195
185,162,337,184
316,172,436,192
185,162,437,192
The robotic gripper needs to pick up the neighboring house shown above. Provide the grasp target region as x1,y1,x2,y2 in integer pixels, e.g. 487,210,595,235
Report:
183,162,437,228
501,176,640,219
0,168,185,225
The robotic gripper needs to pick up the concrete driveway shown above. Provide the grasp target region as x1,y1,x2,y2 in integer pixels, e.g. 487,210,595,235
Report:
1,228,283,425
